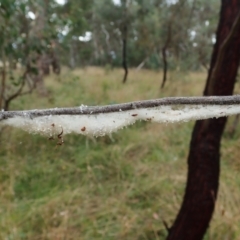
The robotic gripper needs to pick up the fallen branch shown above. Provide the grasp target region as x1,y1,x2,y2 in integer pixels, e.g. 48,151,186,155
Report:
1,95,240,119
1,95,240,137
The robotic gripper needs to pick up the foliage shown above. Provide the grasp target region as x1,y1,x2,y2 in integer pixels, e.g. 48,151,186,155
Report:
81,0,220,70
1,0,221,70
0,0,62,110
0,0,222,110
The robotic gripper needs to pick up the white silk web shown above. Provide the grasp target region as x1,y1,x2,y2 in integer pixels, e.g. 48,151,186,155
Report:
1,104,240,137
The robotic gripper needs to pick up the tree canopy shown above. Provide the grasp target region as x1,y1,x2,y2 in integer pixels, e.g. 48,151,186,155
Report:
0,0,220,70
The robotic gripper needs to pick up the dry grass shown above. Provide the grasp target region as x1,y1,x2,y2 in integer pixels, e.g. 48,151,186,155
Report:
0,67,240,239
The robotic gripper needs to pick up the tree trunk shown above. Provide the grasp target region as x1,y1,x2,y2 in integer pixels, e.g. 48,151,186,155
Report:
161,23,171,89
122,29,128,83
167,1,240,240
122,0,128,84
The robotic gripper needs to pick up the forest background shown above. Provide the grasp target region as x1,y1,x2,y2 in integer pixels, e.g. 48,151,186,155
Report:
1,0,240,239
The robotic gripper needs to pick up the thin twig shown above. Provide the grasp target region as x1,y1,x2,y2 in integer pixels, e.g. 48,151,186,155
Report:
1,95,240,121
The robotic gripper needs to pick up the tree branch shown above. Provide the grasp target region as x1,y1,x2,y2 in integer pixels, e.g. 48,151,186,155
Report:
1,95,240,121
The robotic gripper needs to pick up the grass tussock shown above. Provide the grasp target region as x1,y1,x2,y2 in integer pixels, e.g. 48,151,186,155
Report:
0,67,240,239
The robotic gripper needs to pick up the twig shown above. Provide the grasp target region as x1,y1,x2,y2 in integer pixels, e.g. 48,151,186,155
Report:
1,95,240,121
162,218,171,234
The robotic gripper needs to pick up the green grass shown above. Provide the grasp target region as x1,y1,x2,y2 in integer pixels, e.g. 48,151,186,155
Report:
1,67,240,239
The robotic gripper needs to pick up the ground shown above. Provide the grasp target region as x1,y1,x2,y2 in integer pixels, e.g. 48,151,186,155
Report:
0,67,240,239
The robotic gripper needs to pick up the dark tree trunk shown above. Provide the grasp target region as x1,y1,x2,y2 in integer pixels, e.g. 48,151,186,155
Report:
161,23,171,89
167,1,240,240
161,46,168,89
0,67,6,110
122,0,128,84
161,0,185,89
122,24,128,84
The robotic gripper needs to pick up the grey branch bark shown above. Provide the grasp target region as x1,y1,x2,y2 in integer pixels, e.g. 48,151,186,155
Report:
1,95,240,121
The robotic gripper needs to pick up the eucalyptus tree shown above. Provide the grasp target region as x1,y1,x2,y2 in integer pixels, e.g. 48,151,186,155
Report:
55,0,221,74
0,0,61,110
55,0,93,68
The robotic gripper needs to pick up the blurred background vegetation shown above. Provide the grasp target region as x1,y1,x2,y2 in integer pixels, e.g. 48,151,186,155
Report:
0,0,221,109
0,0,220,71
1,0,240,239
